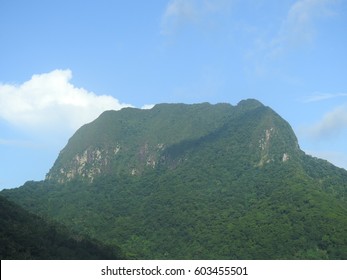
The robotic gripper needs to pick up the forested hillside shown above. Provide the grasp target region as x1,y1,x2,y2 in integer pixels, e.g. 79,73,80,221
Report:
0,195,124,259
2,100,347,259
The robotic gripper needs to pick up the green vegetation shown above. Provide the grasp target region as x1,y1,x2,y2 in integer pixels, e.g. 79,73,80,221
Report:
2,100,347,259
0,195,124,259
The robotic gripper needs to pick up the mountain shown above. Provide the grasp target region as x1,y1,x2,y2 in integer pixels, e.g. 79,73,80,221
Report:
2,99,347,259
45,99,299,183
0,195,124,259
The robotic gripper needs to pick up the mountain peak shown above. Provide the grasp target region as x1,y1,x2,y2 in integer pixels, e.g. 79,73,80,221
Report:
237,98,264,110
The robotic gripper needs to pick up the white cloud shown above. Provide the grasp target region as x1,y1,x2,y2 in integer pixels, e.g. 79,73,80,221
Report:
161,0,230,34
302,92,347,103
141,104,155,110
305,103,347,139
245,0,339,77
268,0,337,57
0,69,132,132
161,0,200,35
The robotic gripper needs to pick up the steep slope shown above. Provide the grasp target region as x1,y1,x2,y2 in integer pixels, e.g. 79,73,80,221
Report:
0,195,124,259
2,99,347,259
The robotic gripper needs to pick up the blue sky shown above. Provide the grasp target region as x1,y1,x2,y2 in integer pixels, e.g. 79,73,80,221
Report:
1,0,347,189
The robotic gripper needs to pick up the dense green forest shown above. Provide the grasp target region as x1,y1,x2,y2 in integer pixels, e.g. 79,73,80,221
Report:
0,195,124,259
2,100,347,259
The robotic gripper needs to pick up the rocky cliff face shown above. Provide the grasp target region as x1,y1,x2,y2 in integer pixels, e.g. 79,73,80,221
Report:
46,140,170,183
46,145,120,183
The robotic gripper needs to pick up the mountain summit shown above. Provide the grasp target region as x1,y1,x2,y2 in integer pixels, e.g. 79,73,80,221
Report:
2,99,347,259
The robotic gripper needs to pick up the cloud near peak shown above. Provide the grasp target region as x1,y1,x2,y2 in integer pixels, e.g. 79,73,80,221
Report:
304,103,347,139
0,69,132,132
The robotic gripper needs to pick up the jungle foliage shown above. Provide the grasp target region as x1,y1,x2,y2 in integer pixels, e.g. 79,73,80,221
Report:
0,195,124,259
2,100,347,259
